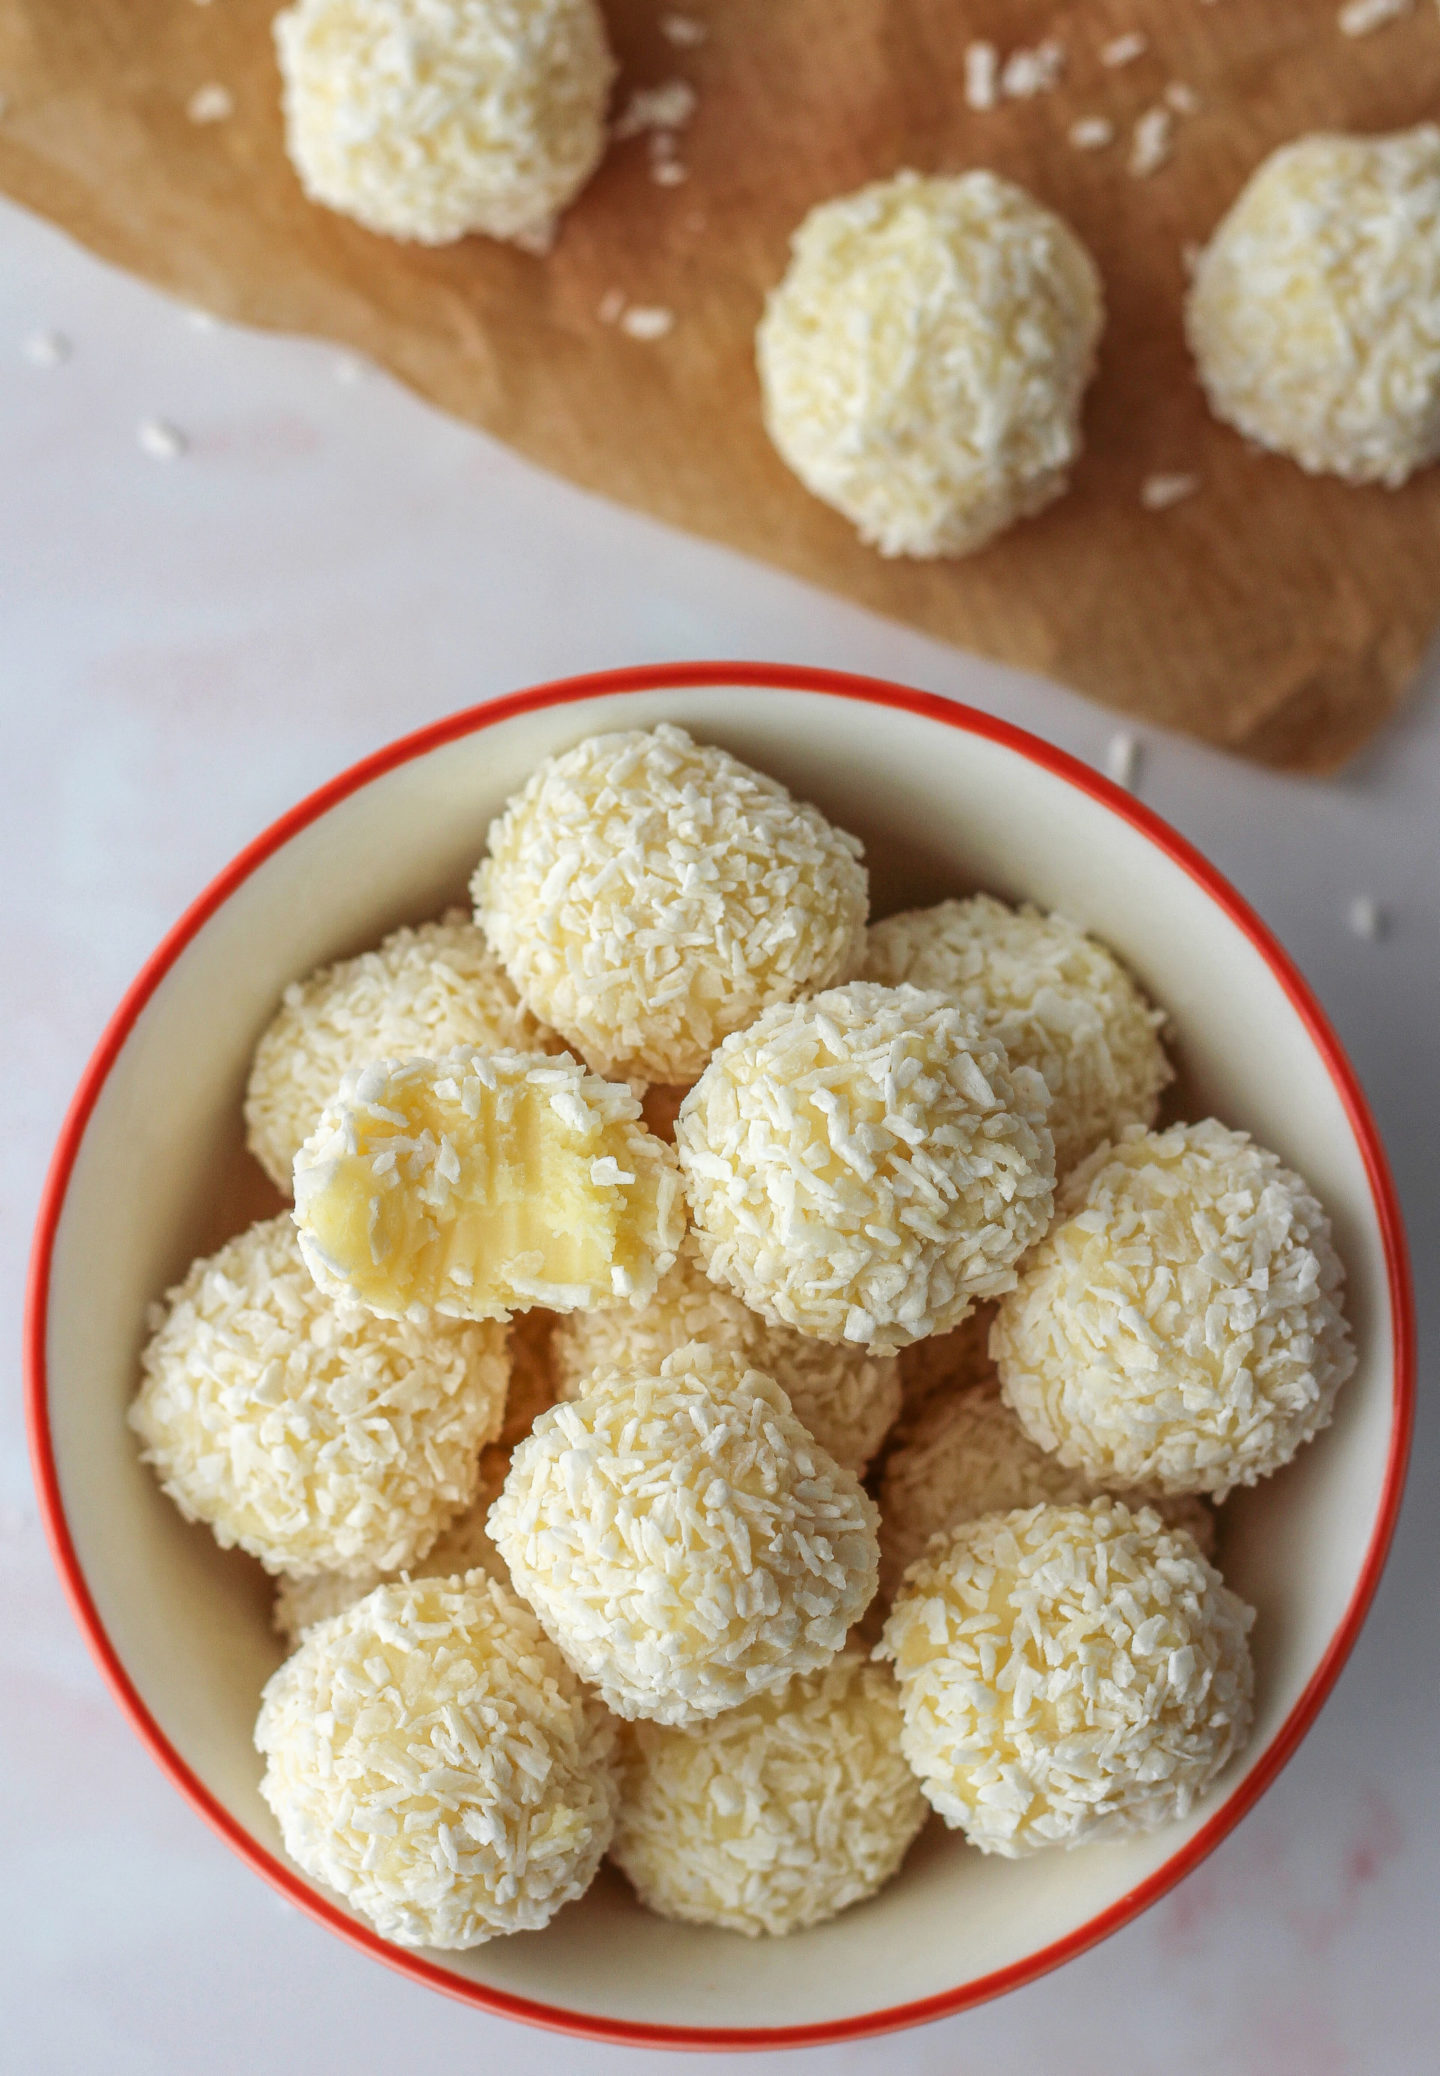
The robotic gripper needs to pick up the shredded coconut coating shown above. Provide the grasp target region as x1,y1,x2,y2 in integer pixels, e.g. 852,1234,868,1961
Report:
862,897,1171,1177
756,170,1104,558
1186,126,1440,485
676,983,1055,1353
879,1500,1254,1854
273,1444,514,1647
878,1381,1216,1600
993,1120,1356,1499
488,1344,880,1725
550,1242,901,1474
473,726,869,1084
257,1573,618,1946
293,1046,685,1322
245,912,557,1194
274,0,616,248
610,1652,927,1936
130,1216,508,1577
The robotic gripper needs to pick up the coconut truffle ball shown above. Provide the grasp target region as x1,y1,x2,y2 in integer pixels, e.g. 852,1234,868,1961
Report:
488,1344,880,1725
610,1652,928,1937
862,896,1171,1177
273,1443,514,1647
130,1216,508,1577
1186,127,1440,485
257,1573,618,1946
293,1047,684,1323
993,1120,1355,1499
878,1381,1215,1600
757,170,1104,558
550,1242,901,1474
474,726,869,1084
676,983,1054,1352
879,1500,1254,1854
245,911,556,1194
273,0,616,249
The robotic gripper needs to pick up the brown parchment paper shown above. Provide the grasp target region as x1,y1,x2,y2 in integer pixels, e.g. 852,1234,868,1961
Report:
3,0,1439,768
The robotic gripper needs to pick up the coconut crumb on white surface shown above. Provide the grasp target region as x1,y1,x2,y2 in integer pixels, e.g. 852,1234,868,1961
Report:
659,12,707,48
1186,126,1440,486
273,0,616,247
1129,106,1175,178
1101,31,1148,67
186,83,235,124
293,1045,684,1322
1069,116,1115,151
611,1653,927,1935
488,1343,879,1725
137,417,188,459
618,303,675,339
878,1380,1217,1600
880,1500,1254,1854
861,897,1170,1178
130,1215,509,1578
550,1239,901,1474
1141,471,1199,510
257,1573,618,1947
964,41,999,111
23,329,71,366
677,980,1054,1350
756,171,1104,560
272,1445,515,1646
245,910,556,1194
993,1119,1357,1498
1348,894,1386,940
1105,729,1141,789
1338,0,1411,33
474,725,868,1083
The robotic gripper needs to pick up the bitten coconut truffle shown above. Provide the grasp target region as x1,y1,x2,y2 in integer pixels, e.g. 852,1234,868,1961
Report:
550,1241,901,1474
293,1047,685,1322
273,1444,513,1648
488,1344,880,1725
862,896,1171,1176
675,983,1054,1351
1186,126,1440,485
610,1653,927,1936
756,170,1104,557
473,726,869,1083
878,1380,1216,1600
245,911,556,1194
993,1120,1355,1499
274,0,616,249
257,1574,617,1947
130,1216,508,1577
879,1500,1254,1854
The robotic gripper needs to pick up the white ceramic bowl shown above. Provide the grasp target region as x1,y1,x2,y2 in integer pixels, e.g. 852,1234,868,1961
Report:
27,666,1412,2049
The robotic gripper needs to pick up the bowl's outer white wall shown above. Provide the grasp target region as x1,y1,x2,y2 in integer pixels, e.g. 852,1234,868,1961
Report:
43,685,1396,2032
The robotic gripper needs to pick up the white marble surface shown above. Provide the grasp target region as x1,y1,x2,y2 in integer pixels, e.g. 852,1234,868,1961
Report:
3,193,1437,2075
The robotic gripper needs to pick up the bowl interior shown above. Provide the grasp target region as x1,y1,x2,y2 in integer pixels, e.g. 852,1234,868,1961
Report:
37,681,1399,2040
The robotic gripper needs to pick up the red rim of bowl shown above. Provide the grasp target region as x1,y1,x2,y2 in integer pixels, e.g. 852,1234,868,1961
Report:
25,662,1415,2052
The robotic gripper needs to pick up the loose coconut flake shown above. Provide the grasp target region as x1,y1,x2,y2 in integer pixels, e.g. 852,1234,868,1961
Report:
474,725,868,1083
257,1573,618,1946
488,1343,880,1725
130,1216,509,1577
611,1652,927,1935
992,1119,1356,1498
879,1500,1254,1853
